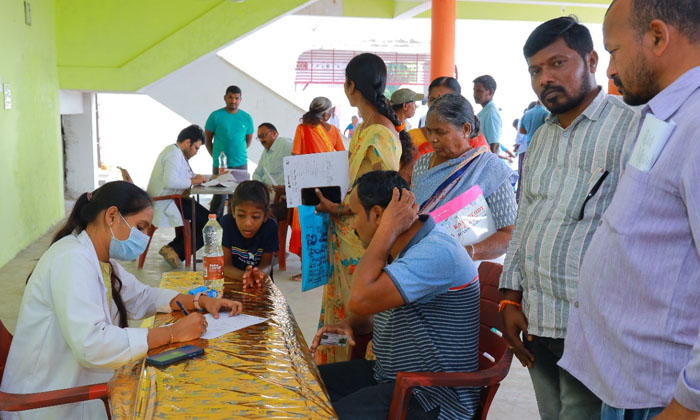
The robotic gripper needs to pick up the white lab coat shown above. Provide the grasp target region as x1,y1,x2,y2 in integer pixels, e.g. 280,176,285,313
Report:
147,144,194,229
0,231,178,420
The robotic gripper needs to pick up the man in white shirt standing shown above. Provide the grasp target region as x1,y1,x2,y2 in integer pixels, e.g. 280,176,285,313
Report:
147,125,208,268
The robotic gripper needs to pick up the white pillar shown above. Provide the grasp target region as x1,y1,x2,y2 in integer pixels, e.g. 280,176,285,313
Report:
62,92,99,198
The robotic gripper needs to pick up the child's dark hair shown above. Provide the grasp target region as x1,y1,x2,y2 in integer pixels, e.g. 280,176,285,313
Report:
231,180,270,211
51,181,152,328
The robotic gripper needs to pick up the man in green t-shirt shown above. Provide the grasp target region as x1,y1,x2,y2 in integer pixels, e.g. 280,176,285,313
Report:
205,85,255,217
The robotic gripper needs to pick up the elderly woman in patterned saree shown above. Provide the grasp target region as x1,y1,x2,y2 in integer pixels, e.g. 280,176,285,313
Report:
412,93,517,262
313,53,415,364
409,77,489,160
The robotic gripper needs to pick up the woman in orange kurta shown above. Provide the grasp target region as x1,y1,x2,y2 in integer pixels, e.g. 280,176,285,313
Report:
289,97,345,258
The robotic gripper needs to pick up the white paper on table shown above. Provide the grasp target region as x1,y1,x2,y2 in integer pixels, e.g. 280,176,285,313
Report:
201,172,237,188
200,313,268,340
283,151,350,208
200,169,250,188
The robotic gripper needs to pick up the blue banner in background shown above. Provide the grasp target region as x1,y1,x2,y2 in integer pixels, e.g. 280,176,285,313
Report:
298,205,330,292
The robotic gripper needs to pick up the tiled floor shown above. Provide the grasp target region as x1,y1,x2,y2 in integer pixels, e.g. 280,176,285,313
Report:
0,204,539,419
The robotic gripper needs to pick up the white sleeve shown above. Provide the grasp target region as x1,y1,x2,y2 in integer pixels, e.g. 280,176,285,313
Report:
49,252,149,370
162,150,192,191
112,262,178,320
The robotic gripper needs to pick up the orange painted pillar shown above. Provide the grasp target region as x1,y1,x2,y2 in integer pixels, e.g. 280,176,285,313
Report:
430,0,457,81
608,78,620,95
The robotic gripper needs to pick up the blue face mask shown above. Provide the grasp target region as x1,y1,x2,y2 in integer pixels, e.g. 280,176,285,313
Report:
109,213,150,261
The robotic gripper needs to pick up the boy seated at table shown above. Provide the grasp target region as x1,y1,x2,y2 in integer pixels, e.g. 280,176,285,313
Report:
221,180,278,286
311,170,480,420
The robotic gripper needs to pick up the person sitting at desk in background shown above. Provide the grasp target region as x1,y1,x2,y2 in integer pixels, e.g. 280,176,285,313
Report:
312,170,481,420
147,124,209,268
412,93,517,262
252,122,293,225
0,181,241,420
251,122,292,195
221,180,278,287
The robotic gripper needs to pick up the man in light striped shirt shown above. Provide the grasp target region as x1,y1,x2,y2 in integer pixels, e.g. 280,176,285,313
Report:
499,17,640,419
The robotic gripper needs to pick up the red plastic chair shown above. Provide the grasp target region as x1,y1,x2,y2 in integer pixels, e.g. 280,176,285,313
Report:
272,193,293,271
0,319,112,420
138,194,192,269
139,194,192,269
387,262,513,420
118,167,192,269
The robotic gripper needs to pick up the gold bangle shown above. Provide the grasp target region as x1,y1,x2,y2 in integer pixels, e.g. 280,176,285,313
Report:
167,325,174,344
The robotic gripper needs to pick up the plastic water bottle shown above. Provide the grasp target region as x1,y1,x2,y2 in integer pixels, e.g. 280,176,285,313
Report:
202,214,224,287
218,151,227,175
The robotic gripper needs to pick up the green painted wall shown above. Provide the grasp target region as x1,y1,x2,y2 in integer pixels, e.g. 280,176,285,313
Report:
343,0,608,23
0,0,64,269
56,0,309,91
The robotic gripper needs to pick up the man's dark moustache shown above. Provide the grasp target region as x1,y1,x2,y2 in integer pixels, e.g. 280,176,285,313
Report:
541,86,565,99
611,75,624,92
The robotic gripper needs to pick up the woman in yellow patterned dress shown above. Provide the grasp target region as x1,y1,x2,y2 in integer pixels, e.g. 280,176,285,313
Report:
313,53,415,364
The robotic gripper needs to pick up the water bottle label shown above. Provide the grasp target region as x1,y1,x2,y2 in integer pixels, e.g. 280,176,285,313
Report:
203,256,224,281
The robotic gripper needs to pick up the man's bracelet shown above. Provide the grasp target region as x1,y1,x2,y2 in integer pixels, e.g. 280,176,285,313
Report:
498,300,522,312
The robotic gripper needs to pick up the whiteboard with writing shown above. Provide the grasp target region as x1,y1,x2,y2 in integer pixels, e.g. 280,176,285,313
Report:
283,151,350,208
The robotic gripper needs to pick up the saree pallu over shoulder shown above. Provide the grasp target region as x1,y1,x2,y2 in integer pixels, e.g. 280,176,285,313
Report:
412,146,516,212
292,123,345,155
348,124,401,182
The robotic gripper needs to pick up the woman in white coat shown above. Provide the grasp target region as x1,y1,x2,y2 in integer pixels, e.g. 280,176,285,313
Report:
0,181,242,420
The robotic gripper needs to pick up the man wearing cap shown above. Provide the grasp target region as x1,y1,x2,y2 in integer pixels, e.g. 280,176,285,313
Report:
391,88,424,130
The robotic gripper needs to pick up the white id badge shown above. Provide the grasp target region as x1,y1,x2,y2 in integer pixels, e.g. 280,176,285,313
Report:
628,113,675,172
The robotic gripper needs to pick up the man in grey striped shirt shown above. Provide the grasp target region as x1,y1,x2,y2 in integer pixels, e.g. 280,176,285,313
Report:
499,17,639,420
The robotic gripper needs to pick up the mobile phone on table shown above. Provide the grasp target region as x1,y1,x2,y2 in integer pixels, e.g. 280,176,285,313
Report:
319,333,348,347
146,345,204,367
301,186,341,206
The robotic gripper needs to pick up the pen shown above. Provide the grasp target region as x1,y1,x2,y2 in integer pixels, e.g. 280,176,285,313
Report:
578,170,609,221
176,300,189,316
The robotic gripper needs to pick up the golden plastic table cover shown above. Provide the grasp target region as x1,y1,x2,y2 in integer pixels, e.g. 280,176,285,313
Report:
109,272,337,419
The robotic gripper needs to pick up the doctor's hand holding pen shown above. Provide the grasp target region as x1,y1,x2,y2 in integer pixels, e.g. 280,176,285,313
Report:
146,294,242,348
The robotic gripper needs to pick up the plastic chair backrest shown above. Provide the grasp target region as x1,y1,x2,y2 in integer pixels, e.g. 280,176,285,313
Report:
476,262,508,416
1,318,13,382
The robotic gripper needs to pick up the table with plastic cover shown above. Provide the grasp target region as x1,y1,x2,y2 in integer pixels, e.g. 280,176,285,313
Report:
108,271,337,420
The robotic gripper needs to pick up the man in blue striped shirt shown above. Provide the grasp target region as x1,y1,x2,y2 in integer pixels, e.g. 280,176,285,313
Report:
311,170,480,420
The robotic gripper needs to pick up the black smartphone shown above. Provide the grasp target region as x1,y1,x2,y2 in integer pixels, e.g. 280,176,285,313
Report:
301,186,341,206
146,344,204,367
